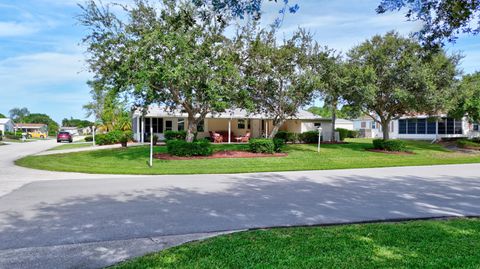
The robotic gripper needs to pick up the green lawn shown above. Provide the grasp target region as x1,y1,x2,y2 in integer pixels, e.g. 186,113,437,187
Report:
47,142,93,151
15,139,480,175
112,218,480,269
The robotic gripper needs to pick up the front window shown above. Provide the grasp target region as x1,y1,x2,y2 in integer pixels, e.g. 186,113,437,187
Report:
237,119,246,129
372,121,376,129
361,122,366,128
474,123,479,132
197,120,204,132
314,122,321,128
178,119,185,131
165,120,173,131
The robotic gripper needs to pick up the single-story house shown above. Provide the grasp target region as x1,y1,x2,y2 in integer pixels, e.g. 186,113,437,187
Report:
353,115,480,140
60,127,79,136
335,119,354,130
15,123,48,134
0,118,14,134
132,106,332,142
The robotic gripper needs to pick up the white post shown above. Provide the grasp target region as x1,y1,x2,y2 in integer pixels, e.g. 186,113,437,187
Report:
141,117,145,144
149,126,153,167
136,116,140,142
92,126,96,146
317,127,322,153
228,119,231,144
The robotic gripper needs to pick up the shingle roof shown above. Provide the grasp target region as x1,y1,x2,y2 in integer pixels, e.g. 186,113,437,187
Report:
134,106,329,120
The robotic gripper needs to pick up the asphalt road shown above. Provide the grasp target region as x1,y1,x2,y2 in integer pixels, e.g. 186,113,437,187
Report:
1,140,480,268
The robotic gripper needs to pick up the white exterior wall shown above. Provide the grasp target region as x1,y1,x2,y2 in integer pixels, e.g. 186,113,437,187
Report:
0,120,14,133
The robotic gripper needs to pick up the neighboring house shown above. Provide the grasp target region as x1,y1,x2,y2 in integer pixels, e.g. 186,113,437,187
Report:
354,114,480,140
132,106,332,142
0,118,14,133
15,123,48,135
60,127,79,136
335,119,354,131
353,116,384,138
80,126,93,135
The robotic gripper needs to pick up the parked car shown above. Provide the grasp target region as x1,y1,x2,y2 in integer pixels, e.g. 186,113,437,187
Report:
27,131,47,139
57,132,72,143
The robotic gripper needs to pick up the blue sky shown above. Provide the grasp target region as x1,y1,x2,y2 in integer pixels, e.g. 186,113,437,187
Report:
0,0,479,123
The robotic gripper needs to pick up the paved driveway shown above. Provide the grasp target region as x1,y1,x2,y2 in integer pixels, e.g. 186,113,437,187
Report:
0,140,480,268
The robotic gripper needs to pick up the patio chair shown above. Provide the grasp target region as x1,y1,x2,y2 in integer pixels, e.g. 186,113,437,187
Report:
210,131,223,143
235,132,251,143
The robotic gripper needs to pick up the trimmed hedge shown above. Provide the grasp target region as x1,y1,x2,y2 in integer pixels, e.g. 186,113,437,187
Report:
166,139,212,157
299,131,320,144
336,128,349,141
164,130,187,141
95,130,128,145
457,139,480,149
273,138,285,152
348,130,359,138
373,139,407,152
249,139,275,154
84,136,93,142
274,131,297,143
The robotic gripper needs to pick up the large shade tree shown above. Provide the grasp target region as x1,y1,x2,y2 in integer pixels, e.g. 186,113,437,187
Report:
238,27,325,138
80,0,241,142
345,31,460,140
450,72,480,123
377,0,480,46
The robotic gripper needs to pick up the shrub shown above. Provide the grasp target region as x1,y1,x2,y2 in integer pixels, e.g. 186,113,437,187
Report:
336,128,349,141
347,130,359,138
249,139,275,154
95,134,108,145
167,139,212,157
457,139,480,149
84,136,93,142
299,131,320,144
164,130,187,141
273,138,285,152
106,130,123,143
373,139,407,152
119,131,133,144
274,131,297,143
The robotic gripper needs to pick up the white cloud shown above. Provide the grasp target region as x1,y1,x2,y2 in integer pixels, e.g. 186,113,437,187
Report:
0,21,41,37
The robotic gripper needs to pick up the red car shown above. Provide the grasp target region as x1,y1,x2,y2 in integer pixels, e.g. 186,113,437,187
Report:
57,132,72,143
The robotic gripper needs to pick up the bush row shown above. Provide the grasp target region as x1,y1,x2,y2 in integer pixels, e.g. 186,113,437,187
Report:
164,130,187,141
372,139,407,152
336,128,359,141
166,139,212,156
95,130,132,146
248,138,285,154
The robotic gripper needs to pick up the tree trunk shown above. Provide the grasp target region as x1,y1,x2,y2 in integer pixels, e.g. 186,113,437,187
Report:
381,120,390,140
186,116,197,142
268,119,286,139
331,103,337,142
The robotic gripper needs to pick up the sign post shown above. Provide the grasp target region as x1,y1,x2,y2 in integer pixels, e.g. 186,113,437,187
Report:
317,127,322,153
149,126,153,167
92,126,96,146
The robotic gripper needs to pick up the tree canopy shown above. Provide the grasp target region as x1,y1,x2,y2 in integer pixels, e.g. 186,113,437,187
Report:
61,118,94,129
377,0,480,46
80,0,242,141
9,107,30,122
345,31,460,140
450,72,480,123
238,27,326,138
0,113,6,118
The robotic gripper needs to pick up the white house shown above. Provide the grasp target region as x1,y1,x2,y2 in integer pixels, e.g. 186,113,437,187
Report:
335,119,354,130
354,114,480,140
132,106,332,142
60,127,79,136
0,118,14,134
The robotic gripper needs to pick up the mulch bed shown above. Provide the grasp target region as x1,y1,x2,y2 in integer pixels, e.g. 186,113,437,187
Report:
366,149,415,155
154,150,288,160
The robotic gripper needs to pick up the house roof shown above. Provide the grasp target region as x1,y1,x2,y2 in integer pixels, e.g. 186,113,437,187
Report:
335,118,353,124
60,126,79,130
0,118,12,124
15,123,47,128
134,106,329,121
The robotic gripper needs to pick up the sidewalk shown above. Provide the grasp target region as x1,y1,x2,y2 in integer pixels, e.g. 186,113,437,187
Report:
34,142,145,156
